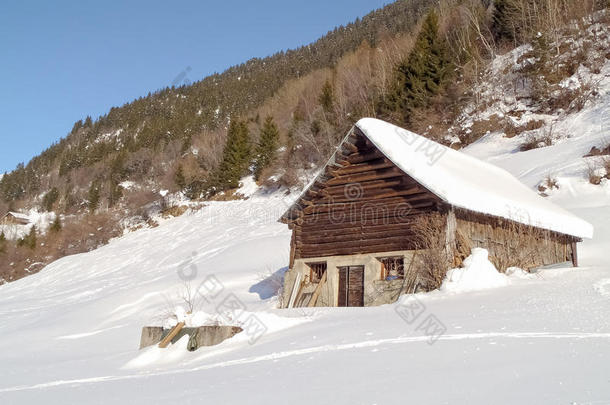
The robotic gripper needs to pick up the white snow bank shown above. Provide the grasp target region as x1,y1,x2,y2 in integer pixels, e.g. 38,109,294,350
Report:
440,248,510,293
164,307,308,334
235,175,259,198
356,118,594,239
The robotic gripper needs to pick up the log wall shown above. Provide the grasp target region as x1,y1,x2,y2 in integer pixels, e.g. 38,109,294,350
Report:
288,129,440,259
285,128,578,269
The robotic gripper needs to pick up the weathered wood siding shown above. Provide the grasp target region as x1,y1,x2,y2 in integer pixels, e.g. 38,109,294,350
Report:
454,209,576,269
289,129,440,259
284,128,578,269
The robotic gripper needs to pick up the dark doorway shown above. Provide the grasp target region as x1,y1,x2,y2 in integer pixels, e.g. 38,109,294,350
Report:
338,266,364,307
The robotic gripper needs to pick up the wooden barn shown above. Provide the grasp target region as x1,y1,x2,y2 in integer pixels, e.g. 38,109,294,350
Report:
1,211,30,226
279,118,593,308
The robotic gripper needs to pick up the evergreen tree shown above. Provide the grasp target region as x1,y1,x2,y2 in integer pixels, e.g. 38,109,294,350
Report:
63,182,77,211
492,0,518,42
70,120,83,134
18,226,37,250
381,10,450,123
0,231,6,254
253,116,280,181
50,215,62,233
42,187,59,212
318,79,335,114
88,182,101,213
215,119,251,190
108,181,123,208
174,164,186,189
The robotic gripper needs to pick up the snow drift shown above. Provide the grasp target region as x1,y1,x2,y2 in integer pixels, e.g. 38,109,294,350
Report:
440,248,510,293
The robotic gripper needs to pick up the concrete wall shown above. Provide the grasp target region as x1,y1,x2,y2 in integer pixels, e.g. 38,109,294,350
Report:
282,250,418,308
139,325,243,350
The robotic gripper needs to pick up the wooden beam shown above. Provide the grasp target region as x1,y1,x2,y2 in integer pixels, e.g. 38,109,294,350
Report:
158,322,185,348
330,160,393,177
321,179,406,195
325,168,404,186
347,149,385,164
571,241,578,267
308,271,327,307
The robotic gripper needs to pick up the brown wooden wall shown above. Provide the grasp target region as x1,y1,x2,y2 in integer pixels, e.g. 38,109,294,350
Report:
454,209,576,269
285,128,578,269
288,129,440,260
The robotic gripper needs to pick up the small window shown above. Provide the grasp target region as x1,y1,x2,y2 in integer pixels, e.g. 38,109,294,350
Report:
307,262,327,283
378,256,404,280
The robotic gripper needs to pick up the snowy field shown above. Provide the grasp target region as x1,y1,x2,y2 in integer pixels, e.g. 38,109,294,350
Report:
0,144,608,404
1,60,610,405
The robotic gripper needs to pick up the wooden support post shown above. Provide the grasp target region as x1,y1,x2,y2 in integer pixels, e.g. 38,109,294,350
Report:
445,207,457,264
571,241,578,267
308,271,327,307
158,321,185,348
287,272,302,308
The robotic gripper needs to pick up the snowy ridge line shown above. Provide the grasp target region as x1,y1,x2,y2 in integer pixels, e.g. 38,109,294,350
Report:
2,331,610,394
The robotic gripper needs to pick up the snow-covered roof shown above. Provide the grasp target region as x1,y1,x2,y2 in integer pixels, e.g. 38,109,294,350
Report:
5,211,30,221
283,118,593,239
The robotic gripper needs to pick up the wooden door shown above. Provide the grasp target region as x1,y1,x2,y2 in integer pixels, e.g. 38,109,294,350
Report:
338,266,364,307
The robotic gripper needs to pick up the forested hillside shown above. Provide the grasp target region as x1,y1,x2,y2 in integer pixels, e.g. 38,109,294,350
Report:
0,0,605,282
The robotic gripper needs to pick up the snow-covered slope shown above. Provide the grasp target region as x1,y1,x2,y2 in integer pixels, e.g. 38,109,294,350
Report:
1,51,610,405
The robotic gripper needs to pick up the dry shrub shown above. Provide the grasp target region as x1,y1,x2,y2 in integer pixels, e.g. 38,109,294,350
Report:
161,205,188,218
521,126,554,151
411,213,452,291
538,174,559,195
584,144,610,157
521,134,542,151
278,165,300,189
464,114,505,144
505,119,546,138
487,221,552,271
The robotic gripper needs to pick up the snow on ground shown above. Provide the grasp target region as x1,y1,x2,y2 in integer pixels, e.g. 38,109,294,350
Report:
2,43,610,405
1,114,609,403
440,248,511,293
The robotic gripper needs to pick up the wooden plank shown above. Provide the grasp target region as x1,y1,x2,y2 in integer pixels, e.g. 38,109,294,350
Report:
297,229,414,245
299,221,413,236
321,186,427,204
325,167,404,186
287,272,302,309
158,321,185,348
445,208,457,255
293,280,306,308
338,267,347,307
300,239,415,254
289,231,296,269
307,271,327,307
330,160,394,176
347,149,385,164
348,266,365,307
321,179,405,195
301,198,436,217
571,241,578,267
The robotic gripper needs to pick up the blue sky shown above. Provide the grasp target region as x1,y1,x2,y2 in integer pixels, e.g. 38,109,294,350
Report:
0,0,391,173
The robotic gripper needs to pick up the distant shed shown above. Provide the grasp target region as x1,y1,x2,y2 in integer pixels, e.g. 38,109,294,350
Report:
1,212,30,226
279,118,593,308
